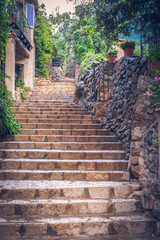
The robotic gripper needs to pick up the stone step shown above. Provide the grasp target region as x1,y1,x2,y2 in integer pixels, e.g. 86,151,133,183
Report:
14,103,79,108
0,149,125,160
0,159,128,171
0,215,154,237
19,123,102,130
17,118,98,124
0,236,158,240
13,107,86,112
19,129,109,136
14,110,86,115
0,169,129,181
15,114,92,119
2,135,117,143
0,199,141,217
0,180,140,199
0,141,122,151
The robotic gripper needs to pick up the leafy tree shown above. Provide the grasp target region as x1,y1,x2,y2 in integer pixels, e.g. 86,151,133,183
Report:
93,0,160,45
34,4,53,77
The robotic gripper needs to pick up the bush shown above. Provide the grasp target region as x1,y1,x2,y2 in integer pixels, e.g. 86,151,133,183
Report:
150,44,160,60
80,52,107,73
0,76,19,137
120,40,136,50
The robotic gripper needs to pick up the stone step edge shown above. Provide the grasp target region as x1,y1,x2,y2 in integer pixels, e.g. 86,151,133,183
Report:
0,149,124,153
0,169,127,174
0,180,140,188
0,158,127,162
0,198,138,204
0,141,121,145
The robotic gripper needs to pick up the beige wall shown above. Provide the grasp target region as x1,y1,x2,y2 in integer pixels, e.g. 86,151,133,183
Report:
5,33,16,99
23,29,35,89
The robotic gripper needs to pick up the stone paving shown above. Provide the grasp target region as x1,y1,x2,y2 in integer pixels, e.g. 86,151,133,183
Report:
0,79,156,239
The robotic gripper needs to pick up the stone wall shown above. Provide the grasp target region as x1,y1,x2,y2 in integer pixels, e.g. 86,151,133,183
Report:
76,56,157,179
140,122,160,235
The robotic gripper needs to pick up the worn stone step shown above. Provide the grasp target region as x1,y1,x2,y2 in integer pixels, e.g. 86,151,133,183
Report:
13,107,86,112
0,169,129,181
19,123,102,130
0,141,122,151
19,129,109,136
0,149,125,160
17,118,98,124
14,103,79,108
0,199,141,217
14,110,86,115
0,215,154,237
0,180,140,199
0,236,159,240
2,135,118,143
15,114,92,119
0,159,128,171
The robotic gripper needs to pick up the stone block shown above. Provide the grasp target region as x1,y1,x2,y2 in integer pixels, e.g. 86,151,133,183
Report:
141,192,155,210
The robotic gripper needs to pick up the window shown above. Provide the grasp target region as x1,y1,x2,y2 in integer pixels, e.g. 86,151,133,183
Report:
26,3,35,29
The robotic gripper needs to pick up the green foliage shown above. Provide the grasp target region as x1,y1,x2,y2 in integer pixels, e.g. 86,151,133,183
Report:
107,49,118,56
51,2,113,65
150,44,160,60
80,51,107,73
0,0,11,60
94,0,160,46
34,5,53,77
120,40,136,50
0,73,19,137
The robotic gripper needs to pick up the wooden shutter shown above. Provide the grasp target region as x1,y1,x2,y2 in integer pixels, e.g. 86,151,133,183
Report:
26,3,35,29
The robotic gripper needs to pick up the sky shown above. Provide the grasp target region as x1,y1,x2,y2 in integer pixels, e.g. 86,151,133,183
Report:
39,0,75,15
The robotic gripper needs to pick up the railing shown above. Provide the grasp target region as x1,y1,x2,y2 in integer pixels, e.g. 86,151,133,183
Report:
8,3,32,49
91,61,116,102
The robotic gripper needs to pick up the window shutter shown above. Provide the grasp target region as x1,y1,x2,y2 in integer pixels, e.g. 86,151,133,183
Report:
26,3,35,29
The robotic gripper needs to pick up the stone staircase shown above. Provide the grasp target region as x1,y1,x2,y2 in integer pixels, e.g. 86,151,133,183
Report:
0,80,155,239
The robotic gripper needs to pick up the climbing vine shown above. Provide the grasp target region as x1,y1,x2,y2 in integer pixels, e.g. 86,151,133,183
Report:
0,0,19,137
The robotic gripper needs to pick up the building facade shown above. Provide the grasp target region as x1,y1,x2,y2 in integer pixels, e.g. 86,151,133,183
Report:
5,0,38,99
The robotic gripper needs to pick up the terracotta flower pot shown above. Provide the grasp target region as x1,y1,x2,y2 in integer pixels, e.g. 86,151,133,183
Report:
124,47,135,56
107,55,117,61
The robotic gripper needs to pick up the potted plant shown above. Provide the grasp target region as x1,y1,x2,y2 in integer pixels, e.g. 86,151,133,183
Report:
120,40,136,56
107,49,118,61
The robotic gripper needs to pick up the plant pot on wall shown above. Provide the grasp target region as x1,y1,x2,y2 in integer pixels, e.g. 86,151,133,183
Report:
107,55,117,61
124,47,135,56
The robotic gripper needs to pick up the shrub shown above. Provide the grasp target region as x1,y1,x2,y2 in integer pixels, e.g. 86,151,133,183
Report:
107,49,118,56
146,71,160,102
120,40,136,50
0,75,19,137
80,52,107,73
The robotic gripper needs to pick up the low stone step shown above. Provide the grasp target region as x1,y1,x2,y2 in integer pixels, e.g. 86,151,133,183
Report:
0,149,125,160
19,123,102,130
0,215,154,237
0,199,141,217
0,180,140,199
17,118,98,124
14,110,86,115
14,103,79,108
0,159,128,171
19,129,109,136
0,141,122,151
15,114,92,119
0,169,129,181
2,135,118,143
13,107,86,112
